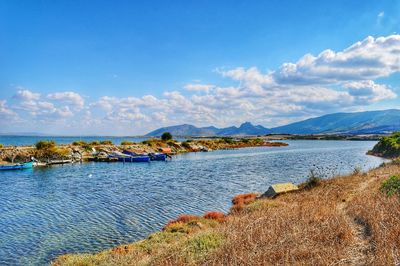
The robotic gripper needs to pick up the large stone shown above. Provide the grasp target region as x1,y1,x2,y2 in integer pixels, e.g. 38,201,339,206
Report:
262,183,299,198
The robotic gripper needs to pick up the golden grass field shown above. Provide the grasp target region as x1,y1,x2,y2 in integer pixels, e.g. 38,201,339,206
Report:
53,161,400,266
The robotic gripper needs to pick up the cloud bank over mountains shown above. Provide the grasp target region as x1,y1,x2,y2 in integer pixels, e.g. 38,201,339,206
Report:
1,35,399,135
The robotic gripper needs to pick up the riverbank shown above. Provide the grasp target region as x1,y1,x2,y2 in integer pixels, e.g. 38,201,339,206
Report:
0,138,288,164
52,159,400,265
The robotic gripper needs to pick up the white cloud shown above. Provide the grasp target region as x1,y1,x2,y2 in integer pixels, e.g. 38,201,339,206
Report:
272,35,400,84
184,84,215,92
344,80,396,103
47,91,85,110
14,89,40,101
0,100,17,117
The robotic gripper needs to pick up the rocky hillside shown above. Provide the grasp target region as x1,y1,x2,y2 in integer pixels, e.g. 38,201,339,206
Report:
146,109,400,136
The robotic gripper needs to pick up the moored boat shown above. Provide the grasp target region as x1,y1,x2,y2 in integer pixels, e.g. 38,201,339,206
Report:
0,161,34,171
109,151,150,162
148,153,167,161
117,156,150,162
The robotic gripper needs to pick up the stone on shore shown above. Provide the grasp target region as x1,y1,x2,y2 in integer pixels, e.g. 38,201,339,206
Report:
262,182,299,198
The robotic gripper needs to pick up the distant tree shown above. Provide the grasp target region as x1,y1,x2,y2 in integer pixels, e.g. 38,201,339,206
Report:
161,132,173,142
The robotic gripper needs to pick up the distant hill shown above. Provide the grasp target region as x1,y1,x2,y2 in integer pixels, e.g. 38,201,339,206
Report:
146,109,400,136
270,109,400,134
146,122,270,136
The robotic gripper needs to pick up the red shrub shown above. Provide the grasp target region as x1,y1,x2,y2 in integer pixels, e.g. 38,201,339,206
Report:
232,193,257,205
204,211,225,221
176,214,199,223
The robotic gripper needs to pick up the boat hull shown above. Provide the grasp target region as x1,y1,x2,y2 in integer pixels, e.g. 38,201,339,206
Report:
149,153,167,161
0,162,33,171
117,156,150,162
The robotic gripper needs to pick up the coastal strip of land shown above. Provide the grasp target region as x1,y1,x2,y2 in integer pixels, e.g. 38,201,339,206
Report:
0,137,288,164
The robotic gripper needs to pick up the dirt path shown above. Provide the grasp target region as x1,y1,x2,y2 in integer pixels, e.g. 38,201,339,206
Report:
335,174,379,266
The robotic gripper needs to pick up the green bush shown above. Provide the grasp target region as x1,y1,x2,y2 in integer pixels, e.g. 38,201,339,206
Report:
35,140,70,159
221,137,234,144
72,140,87,146
121,140,134,145
380,175,400,197
90,140,100,145
0,144,3,148
161,132,173,142
72,140,92,150
100,140,113,145
35,140,56,150
370,132,400,158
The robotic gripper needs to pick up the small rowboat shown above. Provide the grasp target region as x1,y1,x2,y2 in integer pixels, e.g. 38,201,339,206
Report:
0,161,34,171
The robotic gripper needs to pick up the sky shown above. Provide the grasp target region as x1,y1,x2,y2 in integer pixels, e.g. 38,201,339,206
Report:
0,0,400,135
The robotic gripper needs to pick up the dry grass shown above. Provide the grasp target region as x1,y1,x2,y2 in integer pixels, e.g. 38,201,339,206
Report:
53,163,400,266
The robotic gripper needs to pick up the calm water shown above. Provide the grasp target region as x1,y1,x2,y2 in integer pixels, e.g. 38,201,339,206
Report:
0,140,386,265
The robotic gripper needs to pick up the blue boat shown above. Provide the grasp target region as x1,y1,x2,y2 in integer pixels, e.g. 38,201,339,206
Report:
148,153,167,161
117,156,150,162
0,161,34,171
109,151,150,163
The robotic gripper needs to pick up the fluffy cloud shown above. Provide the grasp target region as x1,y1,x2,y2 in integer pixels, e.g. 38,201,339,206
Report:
14,89,40,101
47,91,85,110
272,35,400,85
184,84,215,92
344,80,396,103
10,89,82,121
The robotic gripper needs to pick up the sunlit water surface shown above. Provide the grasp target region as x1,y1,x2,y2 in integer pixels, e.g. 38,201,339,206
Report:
0,140,386,265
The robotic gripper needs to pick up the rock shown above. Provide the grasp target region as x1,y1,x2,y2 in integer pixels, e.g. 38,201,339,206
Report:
262,183,299,198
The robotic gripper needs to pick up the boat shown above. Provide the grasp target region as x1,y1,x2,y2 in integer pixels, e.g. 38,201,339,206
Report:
148,153,167,161
109,151,150,162
117,156,150,162
0,161,33,171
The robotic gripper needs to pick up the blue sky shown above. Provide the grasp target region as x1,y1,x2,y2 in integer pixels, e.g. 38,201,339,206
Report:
0,0,399,135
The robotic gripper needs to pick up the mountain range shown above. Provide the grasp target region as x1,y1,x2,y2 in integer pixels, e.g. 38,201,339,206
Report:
146,109,400,136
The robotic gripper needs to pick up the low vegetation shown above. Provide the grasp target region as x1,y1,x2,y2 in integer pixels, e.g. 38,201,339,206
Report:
380,175,400,197
99,140,113,145
53,162,400,265
121,140,135,146
72,140,93,151
35,141,70,160
301,169,322,190
369,132,400,158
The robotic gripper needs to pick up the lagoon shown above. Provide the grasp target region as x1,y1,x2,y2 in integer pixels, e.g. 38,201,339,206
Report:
0,140,386,265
